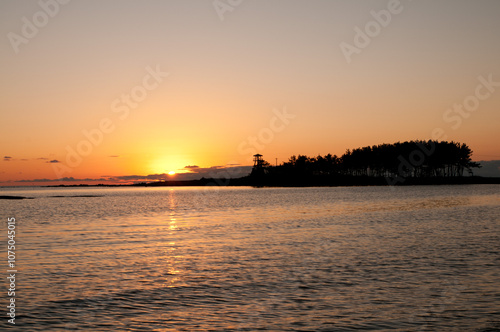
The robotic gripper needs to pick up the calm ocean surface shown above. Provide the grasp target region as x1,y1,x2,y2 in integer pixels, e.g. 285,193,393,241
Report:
0,185,499,331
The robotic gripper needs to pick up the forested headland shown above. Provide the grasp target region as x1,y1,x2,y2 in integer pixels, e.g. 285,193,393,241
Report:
247,140,486,186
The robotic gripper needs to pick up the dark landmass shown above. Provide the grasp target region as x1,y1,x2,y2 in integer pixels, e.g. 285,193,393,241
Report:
42,175,500,188
135,175,500,187
46,184,114,188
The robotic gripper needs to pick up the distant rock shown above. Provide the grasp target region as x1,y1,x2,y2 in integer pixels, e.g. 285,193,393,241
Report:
49,195,104,198
0,195,34,200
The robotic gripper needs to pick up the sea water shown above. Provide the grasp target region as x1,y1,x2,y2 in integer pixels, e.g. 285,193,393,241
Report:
0,185,499,331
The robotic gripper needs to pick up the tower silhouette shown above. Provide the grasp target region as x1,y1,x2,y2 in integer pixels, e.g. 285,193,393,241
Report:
251,154,266,177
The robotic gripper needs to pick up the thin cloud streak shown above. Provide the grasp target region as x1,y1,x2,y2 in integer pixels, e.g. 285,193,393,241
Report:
13,165,253,184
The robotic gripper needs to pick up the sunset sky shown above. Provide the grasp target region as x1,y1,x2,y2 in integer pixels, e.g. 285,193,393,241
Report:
1,0,500,185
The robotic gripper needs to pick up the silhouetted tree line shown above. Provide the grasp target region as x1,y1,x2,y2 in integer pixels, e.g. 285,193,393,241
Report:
257,140,481,180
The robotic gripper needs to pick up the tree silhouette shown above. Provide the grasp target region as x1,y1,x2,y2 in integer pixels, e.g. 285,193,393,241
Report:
257,140,481,180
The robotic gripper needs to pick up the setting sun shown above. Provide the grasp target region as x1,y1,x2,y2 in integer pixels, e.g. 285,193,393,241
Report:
147,155,191,175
